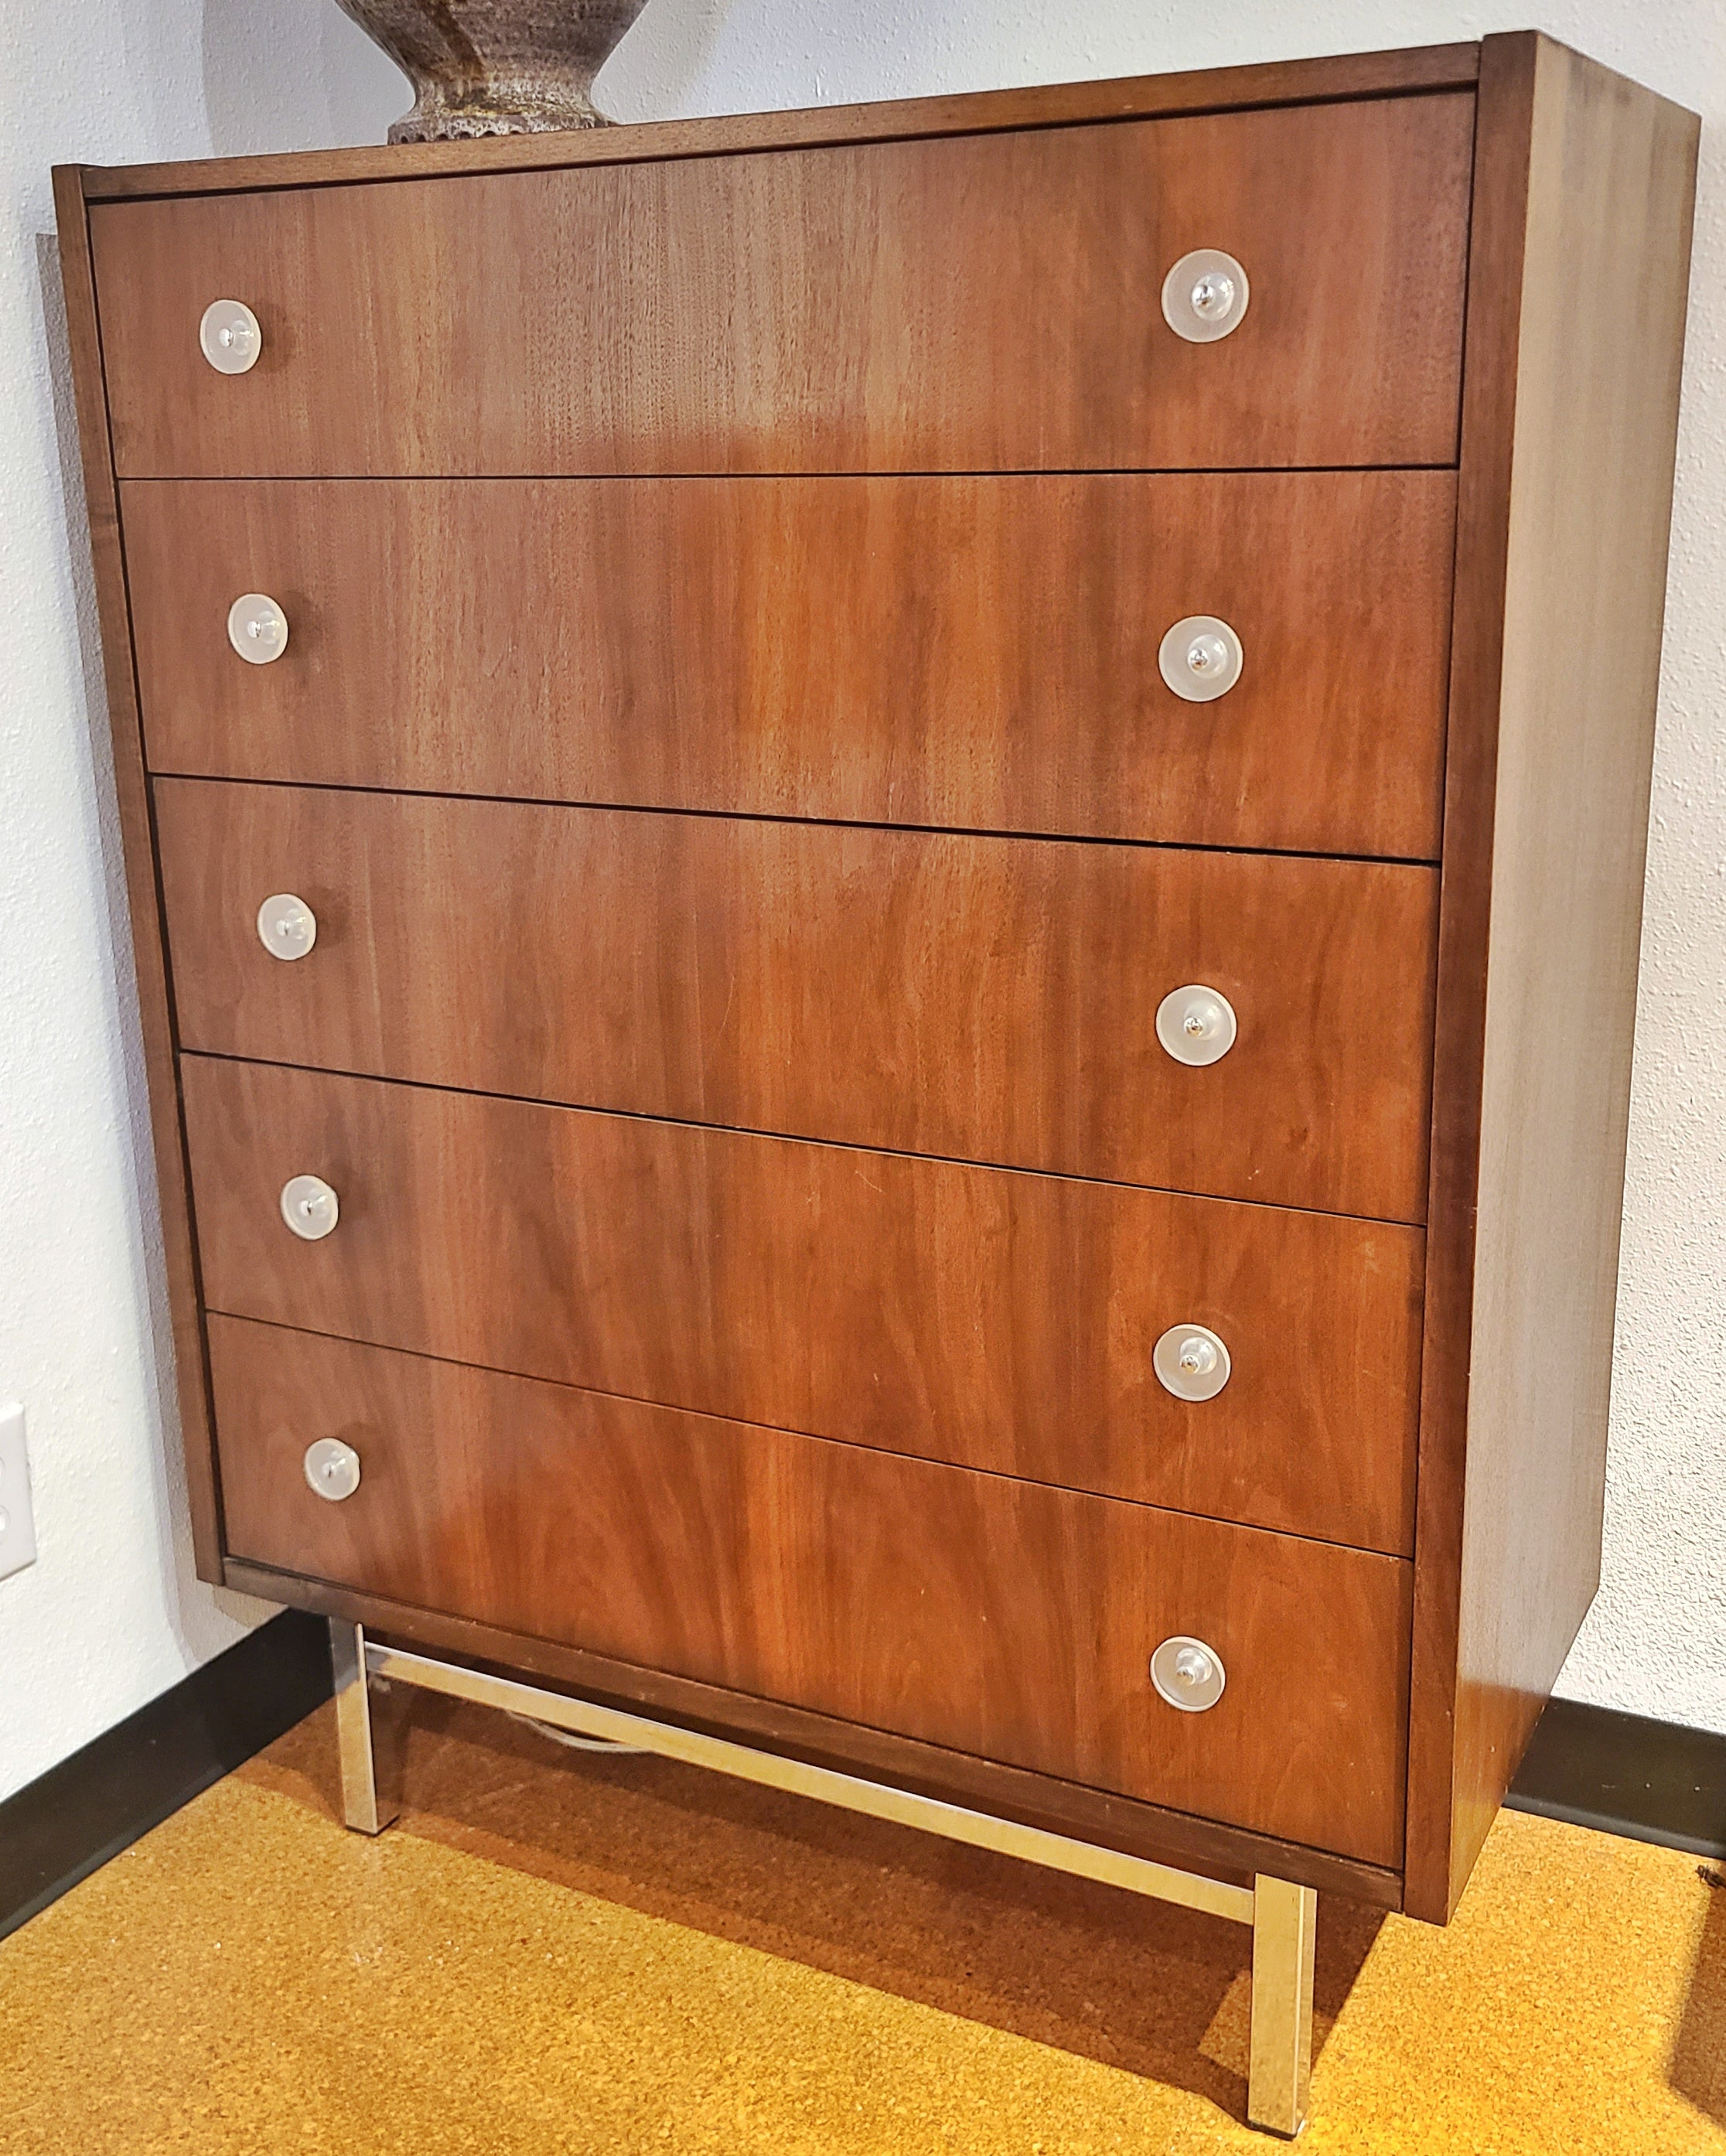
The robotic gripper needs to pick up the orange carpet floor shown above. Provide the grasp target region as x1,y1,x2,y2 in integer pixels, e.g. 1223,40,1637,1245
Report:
2,1690,1721,2153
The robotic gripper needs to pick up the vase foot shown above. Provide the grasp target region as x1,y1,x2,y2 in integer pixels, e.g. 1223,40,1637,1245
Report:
389,104,609,143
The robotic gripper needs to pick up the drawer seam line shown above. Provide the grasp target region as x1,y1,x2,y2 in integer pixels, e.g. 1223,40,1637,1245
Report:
148,770,1447,869
203,1308,1417,1563
178,1048,1434,1230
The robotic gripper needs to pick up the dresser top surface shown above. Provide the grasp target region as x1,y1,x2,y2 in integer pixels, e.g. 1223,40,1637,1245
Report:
64,39,1484,204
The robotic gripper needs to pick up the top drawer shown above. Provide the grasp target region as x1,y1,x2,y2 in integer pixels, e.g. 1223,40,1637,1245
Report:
89,97,1472,478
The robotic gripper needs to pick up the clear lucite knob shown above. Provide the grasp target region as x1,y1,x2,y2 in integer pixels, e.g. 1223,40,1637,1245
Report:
1153,1323,1232,1402
1161,249,1250,343
257,893,316,961
199,299,262,374
227,594,288,664
1158,615,1243,703
1155,984,1237,1067
1150,1635,1227,1712
303,1437,361,1502
280,1174,339,1240
1191,272,1235,321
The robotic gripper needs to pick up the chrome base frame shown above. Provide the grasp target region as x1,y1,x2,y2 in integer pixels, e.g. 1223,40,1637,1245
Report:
328,1618,1316,2135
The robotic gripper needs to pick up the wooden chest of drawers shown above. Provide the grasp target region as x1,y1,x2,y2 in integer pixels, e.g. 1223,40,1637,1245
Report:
57,27,1694,2050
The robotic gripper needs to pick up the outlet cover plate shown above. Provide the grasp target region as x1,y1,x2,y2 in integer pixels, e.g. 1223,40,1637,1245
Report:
0,1403,37,1581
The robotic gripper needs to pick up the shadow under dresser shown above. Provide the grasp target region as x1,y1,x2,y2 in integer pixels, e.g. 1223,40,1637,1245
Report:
54,29,1697,2136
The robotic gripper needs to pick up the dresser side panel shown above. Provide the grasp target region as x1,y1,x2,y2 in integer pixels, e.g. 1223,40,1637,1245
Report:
50,167,223,1577
1406,36,1698,1921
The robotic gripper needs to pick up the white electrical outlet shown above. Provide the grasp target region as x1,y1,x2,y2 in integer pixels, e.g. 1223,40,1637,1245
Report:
0,1403,37,1581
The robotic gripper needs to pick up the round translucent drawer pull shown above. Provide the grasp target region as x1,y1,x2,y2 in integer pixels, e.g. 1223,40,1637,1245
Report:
256,893,316,961
1153,1323,1232,1402
280,1174,339,1240
1161,249,1250,343
303,1438,361,1503
1158,615,1243,702
198,299,261,374
1155,984,1237,1066
227,594,288,664
1150,1635,1227,1713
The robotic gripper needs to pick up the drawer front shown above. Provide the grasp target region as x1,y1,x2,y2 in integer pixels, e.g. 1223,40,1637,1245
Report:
91,98,1472,477
126,472,1455,859
159,784,1438,1220
183,1059,1423,1553
210,1316,1411,1863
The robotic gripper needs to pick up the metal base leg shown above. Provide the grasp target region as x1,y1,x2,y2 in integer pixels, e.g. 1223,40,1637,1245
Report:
329,1619,398,1835
338,1630,1318,2133
1247,1872,1318,2137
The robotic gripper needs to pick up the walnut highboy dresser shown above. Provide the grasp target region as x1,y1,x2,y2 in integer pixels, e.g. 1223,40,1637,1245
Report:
57,32,1695,2135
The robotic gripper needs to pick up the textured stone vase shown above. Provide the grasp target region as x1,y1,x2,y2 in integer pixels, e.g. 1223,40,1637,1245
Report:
333,0,652,141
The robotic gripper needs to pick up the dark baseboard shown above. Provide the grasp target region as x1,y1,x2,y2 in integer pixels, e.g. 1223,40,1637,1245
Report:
4,1624,1720,1946
1507,1694,1726,1859
0,1608,333,1944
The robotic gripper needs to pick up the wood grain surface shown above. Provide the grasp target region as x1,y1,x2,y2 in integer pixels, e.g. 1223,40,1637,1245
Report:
60,32,1700,1925
210,1314,1412,1864
181,1058,1424,1552
75,46,1481,201
1404,35,1697,1921
125,472,1456,859
90,97,1472,477
157,783,1440,1221
222,1551,1405,1905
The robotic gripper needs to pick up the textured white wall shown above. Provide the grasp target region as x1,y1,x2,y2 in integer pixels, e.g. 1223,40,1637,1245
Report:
2,0,1720,1800
0,0,407,1802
